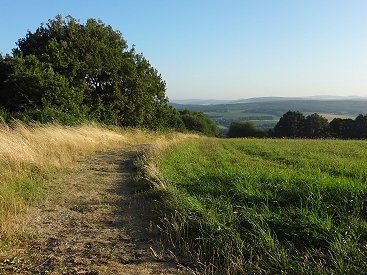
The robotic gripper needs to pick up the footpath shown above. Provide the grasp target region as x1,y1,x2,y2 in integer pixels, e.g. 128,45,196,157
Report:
1,146,190,275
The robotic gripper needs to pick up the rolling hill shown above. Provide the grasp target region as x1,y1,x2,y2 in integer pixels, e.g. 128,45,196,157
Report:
169,97,367,130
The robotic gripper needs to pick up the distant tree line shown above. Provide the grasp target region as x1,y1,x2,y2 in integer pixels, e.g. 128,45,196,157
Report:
0,15,221,137
228,110,367,139
270,111,367,139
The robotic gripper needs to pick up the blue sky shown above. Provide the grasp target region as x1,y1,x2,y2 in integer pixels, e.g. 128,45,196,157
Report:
1,1,366,100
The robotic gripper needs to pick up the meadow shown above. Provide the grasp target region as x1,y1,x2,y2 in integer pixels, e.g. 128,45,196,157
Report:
142,138,367,274
2,120,367,274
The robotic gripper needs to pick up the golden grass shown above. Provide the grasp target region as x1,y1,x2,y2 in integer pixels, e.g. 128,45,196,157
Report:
0,120,199,245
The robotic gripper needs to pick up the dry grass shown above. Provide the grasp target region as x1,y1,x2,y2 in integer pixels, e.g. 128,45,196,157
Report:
0,120,199,246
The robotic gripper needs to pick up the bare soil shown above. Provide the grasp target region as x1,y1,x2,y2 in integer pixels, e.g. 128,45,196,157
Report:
0,145,192,274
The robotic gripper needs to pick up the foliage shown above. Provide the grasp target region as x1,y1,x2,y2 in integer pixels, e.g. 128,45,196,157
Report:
329,118,349,139
274,110,305,137
0,15,181,130
304,113,330,138
143,138,367,274
354,114,367,139
180,109,221,137
227,121,266,138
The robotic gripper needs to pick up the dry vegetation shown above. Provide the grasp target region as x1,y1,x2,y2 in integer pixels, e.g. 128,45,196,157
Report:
0,120,198,249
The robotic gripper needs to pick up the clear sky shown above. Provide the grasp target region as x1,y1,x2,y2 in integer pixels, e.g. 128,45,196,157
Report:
1,0,366,100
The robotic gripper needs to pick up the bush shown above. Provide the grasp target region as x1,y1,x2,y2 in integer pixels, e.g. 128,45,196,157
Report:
180,109,221,137
227,121,266,138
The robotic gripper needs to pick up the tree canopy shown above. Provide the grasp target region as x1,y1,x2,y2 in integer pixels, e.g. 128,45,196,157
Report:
180,109,221,137
0,15,181,129
227,121,266,138
304,113,330,138
274,111,305,138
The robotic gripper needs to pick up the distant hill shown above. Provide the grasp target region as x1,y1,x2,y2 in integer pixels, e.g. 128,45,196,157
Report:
170,96,367,105
170,98,367,131
171,100,367,115
169,99,232,105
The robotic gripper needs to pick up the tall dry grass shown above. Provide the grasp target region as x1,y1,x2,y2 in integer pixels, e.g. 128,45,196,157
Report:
0,120,199,247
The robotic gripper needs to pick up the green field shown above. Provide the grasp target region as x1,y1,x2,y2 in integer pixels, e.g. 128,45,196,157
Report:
143,138,367,274
205,111,280,129
205,111,277,119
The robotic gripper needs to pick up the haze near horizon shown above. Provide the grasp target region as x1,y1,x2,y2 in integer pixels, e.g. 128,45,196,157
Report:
1,1,366,100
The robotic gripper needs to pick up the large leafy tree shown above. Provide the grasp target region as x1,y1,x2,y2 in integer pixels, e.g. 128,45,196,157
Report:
304,113,330,138
329,118,356,139
0,54,16,110
0,15,178,128
274,110,305,138
354,114,367,139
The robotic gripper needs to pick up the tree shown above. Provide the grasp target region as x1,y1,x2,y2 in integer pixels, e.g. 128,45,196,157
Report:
304,113,330,138
329,118,356,139
0,54,14,109
180,109,221,137
354,114,367,139
329,118,343,138
227,121,266,138
4,54,86,122
329,114,367,139
0,15,178,129
274,111,305,138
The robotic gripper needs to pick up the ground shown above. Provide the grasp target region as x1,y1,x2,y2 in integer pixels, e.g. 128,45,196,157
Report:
0,145,193,274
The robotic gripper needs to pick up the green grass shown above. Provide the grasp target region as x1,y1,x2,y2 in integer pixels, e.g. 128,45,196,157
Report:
143,138,367,274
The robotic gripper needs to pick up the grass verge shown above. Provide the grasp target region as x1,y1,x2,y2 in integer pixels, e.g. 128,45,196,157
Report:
140,138,367,274
0,120,198,250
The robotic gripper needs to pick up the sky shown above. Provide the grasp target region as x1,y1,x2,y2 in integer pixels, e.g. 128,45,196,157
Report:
1,1,367,100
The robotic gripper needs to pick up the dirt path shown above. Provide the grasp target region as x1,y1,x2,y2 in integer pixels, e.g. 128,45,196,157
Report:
1,146,191,274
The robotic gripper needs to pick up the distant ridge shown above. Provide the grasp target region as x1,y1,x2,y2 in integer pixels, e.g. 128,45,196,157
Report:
169,99,232,105
170,96,367,105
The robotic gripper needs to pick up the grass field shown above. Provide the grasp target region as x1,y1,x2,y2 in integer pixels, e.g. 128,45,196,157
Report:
142,138,367,274
3,121,367,274
205,110,280,130
205,111,278,120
